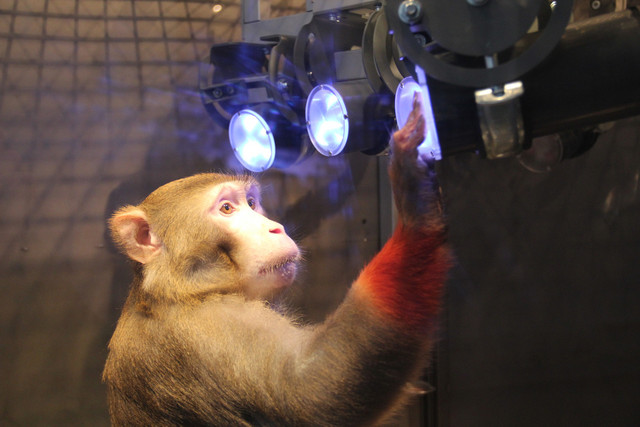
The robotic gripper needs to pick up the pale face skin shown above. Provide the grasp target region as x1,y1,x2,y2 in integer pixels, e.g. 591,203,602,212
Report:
206,182,301,300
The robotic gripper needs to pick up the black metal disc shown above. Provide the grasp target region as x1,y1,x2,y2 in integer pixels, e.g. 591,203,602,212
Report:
421,0,541,57
385,0,573,87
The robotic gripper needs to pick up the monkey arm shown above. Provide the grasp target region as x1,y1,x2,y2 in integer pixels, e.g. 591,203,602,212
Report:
276,228,449,424
353,222,449,333
182,286,443,426
280,93,450,422
360,92,450,332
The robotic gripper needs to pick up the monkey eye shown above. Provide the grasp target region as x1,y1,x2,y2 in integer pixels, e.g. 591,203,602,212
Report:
247,197,257,210
220,202,235,214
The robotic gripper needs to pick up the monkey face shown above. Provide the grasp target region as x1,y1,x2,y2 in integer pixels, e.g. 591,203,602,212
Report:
109,174,300,302
206,181,301,300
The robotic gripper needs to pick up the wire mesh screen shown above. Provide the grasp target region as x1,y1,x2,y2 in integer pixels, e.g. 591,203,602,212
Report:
0,1,381,425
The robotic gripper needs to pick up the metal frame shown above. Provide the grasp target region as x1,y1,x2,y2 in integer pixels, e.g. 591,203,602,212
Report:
242,0,379,42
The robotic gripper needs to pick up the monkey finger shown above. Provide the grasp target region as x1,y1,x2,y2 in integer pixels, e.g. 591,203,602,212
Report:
411,91,423,116
392,91,426,152
403,91,425,134
392,113,426,155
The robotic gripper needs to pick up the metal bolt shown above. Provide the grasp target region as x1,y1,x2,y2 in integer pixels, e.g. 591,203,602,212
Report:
276,79,288,92
414,33,428,46
212,88,223,98
591,0,601,9
398,0,422,25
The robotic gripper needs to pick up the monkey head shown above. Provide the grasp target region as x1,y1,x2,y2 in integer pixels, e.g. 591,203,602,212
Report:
109,173,300,301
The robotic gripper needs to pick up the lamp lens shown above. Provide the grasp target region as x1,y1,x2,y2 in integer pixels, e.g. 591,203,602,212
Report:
229,109,275,172
395,78,422,129
305,85,349,156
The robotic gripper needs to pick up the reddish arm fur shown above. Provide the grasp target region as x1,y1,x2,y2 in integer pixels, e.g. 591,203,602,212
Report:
355,93,450,332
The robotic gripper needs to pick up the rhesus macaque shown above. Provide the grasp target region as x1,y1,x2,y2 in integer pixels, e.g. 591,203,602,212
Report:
103,95,450,426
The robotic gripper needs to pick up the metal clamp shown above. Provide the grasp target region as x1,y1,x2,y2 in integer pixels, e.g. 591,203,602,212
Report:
475,81,525,159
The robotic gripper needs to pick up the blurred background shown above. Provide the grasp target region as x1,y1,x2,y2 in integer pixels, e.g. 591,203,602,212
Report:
0,1,638,426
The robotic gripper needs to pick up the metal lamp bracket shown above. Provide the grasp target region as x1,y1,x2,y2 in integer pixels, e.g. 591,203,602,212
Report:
475,81,525,159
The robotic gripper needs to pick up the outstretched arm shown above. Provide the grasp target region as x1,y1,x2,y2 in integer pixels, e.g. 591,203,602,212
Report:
271,93,451,424
356,93,448,333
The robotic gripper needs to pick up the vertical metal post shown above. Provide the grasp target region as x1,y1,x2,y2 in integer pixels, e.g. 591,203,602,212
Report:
243,0,260,24
377,155,395,247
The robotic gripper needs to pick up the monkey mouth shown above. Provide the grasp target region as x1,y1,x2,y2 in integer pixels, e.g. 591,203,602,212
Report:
259,255,299,278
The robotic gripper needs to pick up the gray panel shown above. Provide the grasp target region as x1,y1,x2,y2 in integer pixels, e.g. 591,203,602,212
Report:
436,118,640,426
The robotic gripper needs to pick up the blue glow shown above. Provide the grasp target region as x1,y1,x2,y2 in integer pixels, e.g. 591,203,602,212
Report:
229,109,275,172
394,74,442,160
305,85,349,157
395,78,422,129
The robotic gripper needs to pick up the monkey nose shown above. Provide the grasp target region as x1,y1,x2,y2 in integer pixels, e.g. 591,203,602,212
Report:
268,220,285,234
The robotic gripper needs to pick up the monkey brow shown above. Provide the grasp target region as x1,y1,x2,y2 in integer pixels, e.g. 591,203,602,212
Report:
234,173,258,187
233,174,261,194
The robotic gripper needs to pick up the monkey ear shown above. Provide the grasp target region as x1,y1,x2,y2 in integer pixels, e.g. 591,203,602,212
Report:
109,207,163,264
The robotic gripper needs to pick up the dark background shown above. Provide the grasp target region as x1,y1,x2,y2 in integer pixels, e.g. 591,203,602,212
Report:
1,1,638,426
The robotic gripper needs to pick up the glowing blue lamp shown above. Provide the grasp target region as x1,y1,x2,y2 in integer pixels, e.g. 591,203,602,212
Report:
305,84,349,157
228,106,310,172
229,109,276,172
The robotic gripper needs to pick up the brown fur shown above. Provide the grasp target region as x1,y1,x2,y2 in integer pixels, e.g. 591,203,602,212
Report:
103,97,451,425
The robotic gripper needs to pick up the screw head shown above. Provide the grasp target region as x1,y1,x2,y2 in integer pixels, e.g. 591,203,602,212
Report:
398,0,423,25
276,79,288,92
414,33,428,46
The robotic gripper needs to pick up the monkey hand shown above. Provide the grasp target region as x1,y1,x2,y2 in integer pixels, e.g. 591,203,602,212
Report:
389,92,443,231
